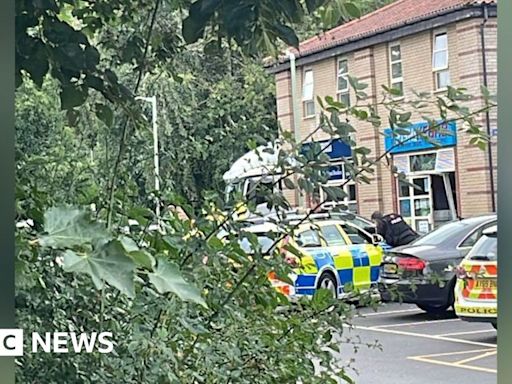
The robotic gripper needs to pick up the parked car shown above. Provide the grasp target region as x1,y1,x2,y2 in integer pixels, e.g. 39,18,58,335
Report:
378,214,496,314
238,218,385,300
454,225,497,328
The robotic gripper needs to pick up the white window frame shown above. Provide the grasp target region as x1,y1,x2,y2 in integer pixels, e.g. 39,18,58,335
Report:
336,58,350,107
432,31,450,91
320,160,357,212
302,68,315,118
388,42,404,99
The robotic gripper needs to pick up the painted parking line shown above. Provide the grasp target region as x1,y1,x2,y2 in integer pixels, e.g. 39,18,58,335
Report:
346,324,497,348
372,318,460,329
408,348,497,374
437,329,495,337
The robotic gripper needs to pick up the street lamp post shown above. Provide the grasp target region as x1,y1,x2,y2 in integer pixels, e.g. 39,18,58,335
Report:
135,96,160,224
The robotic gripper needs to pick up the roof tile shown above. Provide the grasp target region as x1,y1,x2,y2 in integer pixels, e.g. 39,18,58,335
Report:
292,0,496,58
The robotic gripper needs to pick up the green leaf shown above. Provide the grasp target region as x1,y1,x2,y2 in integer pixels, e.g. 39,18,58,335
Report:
399,112,412,122
274,23,299,48
321,186,347,201
344,2,361,19
60,84,88,110
66,109,80,127
283,178,295,189
120,236,139,253
148,259,207,307
40,206,111,248
63,240,136,297
95,103,114,127
129,250,156,270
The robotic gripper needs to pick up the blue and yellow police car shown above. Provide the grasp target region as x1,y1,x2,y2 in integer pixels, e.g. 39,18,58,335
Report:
239,217,385,299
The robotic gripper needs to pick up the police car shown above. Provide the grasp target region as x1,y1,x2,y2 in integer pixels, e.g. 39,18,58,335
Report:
454,225,497,329
239,216,385,299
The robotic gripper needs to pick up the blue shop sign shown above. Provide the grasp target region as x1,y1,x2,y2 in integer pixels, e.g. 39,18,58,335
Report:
384,121,457,154
327,164,344,180
302,138,352,159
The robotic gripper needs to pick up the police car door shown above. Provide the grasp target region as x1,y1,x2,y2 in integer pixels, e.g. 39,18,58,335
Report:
318,223,354,292
339,223,382,291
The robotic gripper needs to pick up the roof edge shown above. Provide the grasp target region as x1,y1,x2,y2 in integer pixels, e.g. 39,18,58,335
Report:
266,2,497,74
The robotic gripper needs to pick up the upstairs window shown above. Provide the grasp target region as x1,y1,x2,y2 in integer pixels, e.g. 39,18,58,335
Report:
433,33,450,90
336,59,350,107
389,43,404,97
302,69,315,117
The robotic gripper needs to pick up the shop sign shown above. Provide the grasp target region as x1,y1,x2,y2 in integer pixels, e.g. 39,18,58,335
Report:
327,164,344,180
384,121,457,154
302,138,352,159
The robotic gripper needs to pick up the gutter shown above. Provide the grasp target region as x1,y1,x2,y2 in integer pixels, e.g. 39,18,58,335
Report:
267,4,496,74
286,50,304,207
480,3,496,212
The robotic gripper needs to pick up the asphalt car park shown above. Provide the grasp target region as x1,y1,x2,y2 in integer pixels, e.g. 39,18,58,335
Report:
314,302,496,384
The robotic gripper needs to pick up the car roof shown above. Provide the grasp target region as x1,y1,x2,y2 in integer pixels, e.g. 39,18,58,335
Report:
241,219,348,234
459,214,496,224
482,225,497,236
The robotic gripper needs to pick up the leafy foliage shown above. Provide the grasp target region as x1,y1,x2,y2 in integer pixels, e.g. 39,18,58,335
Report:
15,0,497,383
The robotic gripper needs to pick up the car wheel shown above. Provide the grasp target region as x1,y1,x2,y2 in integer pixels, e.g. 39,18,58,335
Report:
416,303,451,314
317,272,338,299
417,278,456,314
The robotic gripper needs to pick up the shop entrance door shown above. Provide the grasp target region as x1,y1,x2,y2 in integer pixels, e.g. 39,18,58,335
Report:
398,176,433,234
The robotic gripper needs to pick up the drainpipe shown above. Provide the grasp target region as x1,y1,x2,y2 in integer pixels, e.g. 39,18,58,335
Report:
287,50,304,207
480,3,496,212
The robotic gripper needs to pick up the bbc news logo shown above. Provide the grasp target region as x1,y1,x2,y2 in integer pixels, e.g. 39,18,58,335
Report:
0,329,114,356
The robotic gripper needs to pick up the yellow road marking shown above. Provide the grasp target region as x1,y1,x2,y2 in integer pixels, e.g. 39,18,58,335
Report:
409,355,497,374
453,350,497,365
347,324,497,348
410,348,495,358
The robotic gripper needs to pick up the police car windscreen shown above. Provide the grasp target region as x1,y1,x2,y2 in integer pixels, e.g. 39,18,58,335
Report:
468,235,497,261
239,233,275,254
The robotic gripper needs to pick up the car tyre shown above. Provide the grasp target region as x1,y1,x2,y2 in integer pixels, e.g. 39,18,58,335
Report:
417,278,456,314
416,303,451,314
317,272,338,299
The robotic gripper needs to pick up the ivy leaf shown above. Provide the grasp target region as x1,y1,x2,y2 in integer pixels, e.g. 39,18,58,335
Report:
63,240,136,297
149,259,207,307
40,206,111,248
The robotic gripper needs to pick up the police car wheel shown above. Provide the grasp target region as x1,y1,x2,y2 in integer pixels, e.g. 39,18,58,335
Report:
317,273,338,299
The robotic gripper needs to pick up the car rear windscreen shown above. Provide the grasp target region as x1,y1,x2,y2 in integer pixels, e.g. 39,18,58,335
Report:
468,235,497,261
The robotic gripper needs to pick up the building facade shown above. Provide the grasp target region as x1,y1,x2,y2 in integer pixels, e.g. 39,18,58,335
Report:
269,0,497,234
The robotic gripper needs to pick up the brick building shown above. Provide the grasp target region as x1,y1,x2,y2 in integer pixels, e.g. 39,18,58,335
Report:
268,0,497,234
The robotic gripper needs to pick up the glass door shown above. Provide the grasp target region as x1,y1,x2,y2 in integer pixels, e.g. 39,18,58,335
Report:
398,176,433,234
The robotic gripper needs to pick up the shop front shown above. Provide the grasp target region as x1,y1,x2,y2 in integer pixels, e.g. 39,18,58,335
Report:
385,121,458,234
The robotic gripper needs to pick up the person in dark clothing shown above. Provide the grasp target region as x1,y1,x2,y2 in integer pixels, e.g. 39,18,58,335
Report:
371,211,419,247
